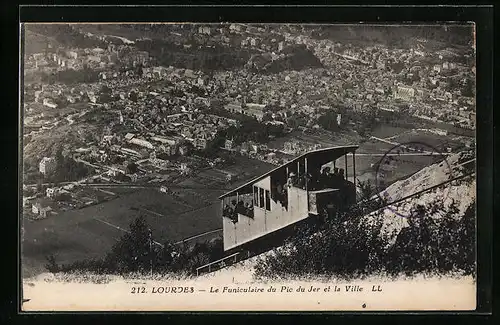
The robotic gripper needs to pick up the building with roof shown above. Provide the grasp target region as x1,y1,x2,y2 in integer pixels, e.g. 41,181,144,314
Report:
129,137,154,150
32,198,54,218
42,98,58,109
394,86,415,101
124,133,135,141
39,157,56,175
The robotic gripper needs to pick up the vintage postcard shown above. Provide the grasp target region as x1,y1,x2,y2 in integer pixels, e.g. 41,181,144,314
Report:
20,22,477,311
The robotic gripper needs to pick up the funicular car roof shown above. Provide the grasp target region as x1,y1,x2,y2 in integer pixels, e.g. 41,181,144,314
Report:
219,145,358,199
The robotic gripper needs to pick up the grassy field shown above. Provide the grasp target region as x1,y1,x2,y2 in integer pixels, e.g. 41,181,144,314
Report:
22,156,275,278
333,125,460,187
267,129,362,151
22,188,224,278
370,125,408,139
390,130,466,152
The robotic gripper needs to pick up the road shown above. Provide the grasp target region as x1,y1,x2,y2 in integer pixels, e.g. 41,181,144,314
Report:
332,52,369,65
92,215,222,248
93,217,165,248
355,152,451,157
79,183,228,191
174,228,222,245
369,136,453,155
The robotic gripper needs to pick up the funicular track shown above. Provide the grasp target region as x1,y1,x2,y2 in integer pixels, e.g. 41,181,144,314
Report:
195,162,476,277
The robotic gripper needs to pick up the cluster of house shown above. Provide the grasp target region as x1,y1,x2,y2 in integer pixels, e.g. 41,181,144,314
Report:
117,132,190,159
282,141,323,156
273,28,474,112
224,102,267,121
26,44,151,73
25,80,106,111
26,181,102,219
30,197,54,219
39,156,56,175
167,112,238,149
78,109,239,172
98,109,239,159
194,23,288,54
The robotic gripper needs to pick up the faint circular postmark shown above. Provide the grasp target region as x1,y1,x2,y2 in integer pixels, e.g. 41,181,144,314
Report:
374,141,453,218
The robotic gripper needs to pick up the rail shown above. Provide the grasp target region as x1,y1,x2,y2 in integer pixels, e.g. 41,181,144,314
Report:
359,158,476,206
196,252,239,276
372,171,475,214
196,251,251,276
195,168,476,277
174,228,222,245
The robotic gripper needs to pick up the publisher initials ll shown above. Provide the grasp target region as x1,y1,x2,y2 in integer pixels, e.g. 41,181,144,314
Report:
372,285,383,292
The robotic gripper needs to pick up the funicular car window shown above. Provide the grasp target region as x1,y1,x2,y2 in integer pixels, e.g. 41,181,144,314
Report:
259,188,264,208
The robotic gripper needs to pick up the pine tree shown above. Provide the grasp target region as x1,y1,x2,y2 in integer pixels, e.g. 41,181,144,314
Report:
54,146,65,182
105,216,152,274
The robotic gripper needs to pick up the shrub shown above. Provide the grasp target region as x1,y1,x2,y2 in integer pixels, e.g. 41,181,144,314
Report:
254,199,476,280
47,216,225,276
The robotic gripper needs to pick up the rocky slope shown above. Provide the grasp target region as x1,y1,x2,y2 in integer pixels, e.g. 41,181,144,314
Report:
202,150,476,280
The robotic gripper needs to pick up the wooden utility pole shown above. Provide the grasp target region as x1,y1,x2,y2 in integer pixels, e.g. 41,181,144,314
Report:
149,228,153,277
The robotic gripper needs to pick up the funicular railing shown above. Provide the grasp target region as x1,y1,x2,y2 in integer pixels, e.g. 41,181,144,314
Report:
222,192,255,223
195,251,251,276
223,210,254,224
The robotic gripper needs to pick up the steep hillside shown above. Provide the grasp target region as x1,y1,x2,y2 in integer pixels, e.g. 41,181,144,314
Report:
203,150,476,280
23,123,101,169
23,29,62,55
363,150,475,245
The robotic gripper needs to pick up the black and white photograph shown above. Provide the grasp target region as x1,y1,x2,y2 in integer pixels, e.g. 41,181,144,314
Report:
20,22,478,311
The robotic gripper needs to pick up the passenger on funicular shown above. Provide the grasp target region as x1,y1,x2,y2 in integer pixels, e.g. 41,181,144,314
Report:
276,181,288,204
223,204,231,217
236,200,246,215
282,187,288,207
303,172,312,190
230,199,238,221
313,166,349,190
317,167,332,189
297,173,306,189
271,177,288,208
223,204,236,221
312,168,322,190
338,168,350,191
276,181,283,200
287,172,296,188
244,202,254,217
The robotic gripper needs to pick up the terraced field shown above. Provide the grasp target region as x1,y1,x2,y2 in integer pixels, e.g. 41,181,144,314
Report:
22,156,275,278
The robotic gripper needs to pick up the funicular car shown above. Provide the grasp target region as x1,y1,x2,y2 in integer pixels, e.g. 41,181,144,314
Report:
196,146,359,275
219,145,359,253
